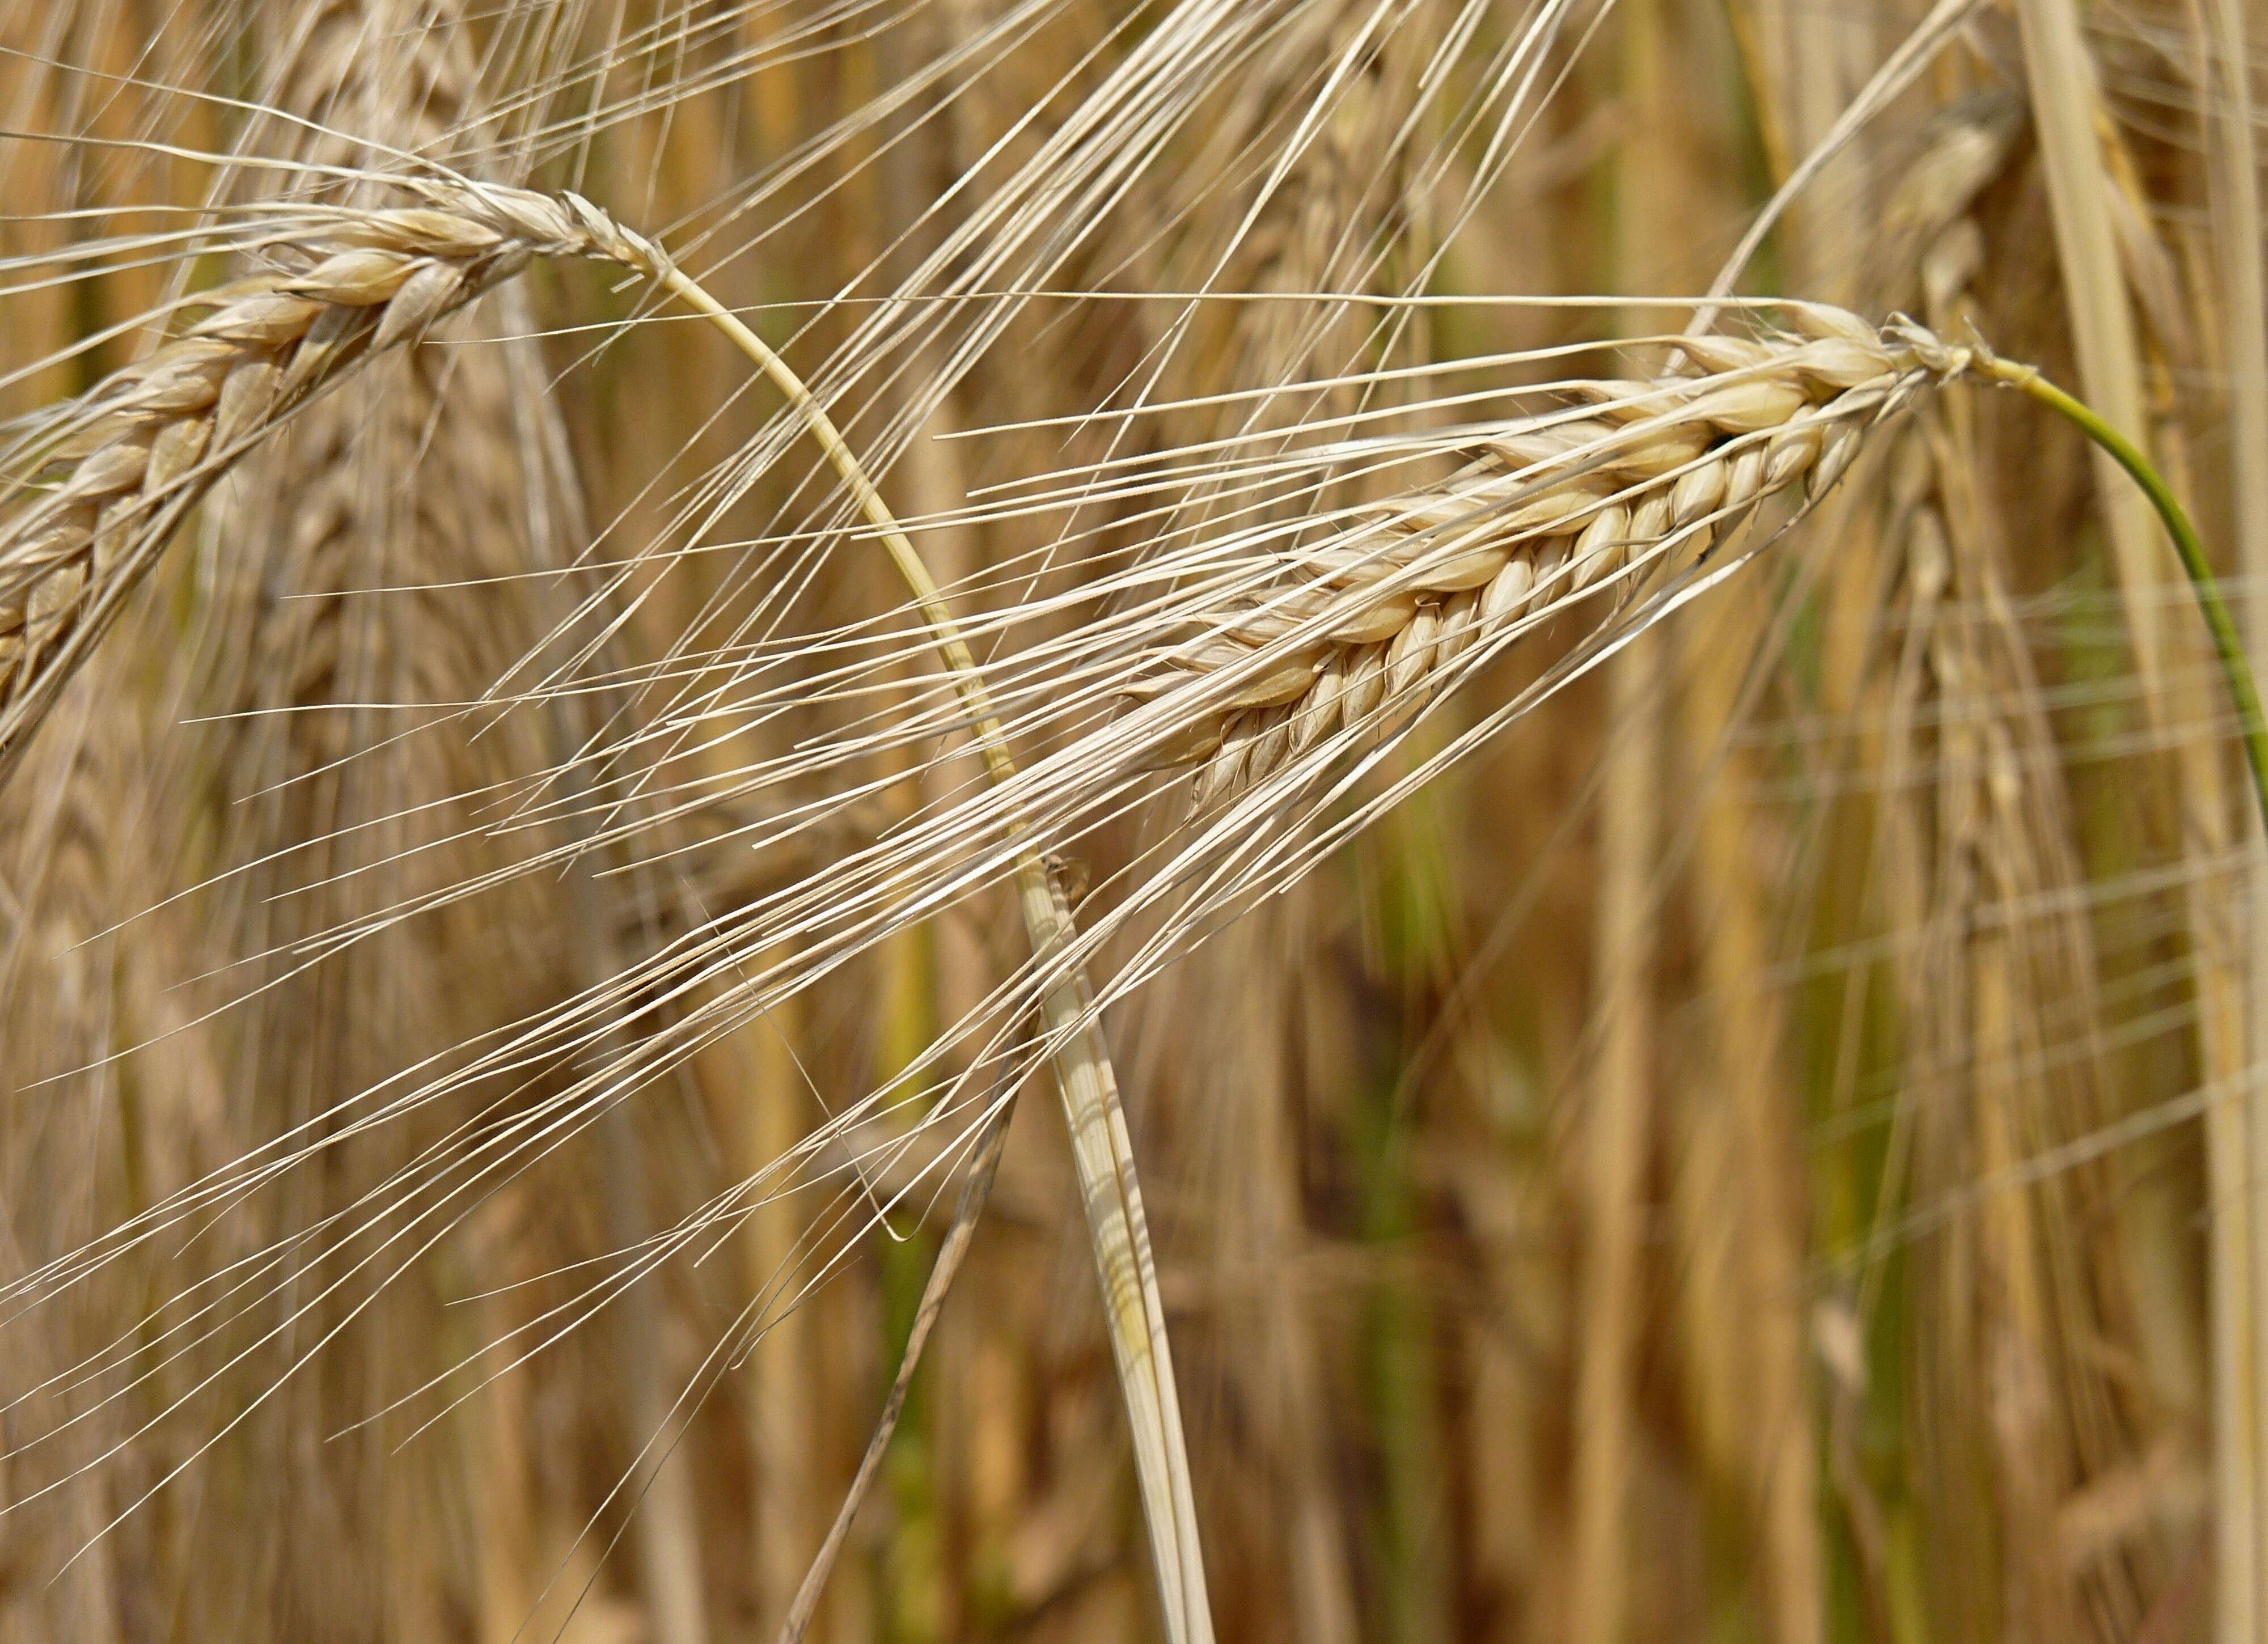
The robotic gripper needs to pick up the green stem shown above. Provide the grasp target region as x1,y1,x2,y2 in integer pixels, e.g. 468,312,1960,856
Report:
1980,353,2268,833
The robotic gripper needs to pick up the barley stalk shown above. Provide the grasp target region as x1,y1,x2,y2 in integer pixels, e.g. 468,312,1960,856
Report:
0,173,1216,1644
636,268,1212,1644
11,167,2249,1644
574,265,1221,1644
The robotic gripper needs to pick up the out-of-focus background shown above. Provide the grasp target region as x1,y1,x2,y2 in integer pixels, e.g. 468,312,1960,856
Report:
2,1,2262,1639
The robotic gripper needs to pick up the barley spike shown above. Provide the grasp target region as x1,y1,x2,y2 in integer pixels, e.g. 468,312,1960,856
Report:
0,184,666,776
1128,308,1979,805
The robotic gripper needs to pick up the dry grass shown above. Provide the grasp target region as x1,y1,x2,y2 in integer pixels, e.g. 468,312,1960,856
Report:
2,2,2263,1642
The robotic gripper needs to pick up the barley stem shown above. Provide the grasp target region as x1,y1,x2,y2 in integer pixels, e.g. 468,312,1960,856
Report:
1981,354,2268,831
638,263,1213,1644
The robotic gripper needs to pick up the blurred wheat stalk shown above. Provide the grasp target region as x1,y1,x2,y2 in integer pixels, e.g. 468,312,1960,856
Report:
2,1,2265,1642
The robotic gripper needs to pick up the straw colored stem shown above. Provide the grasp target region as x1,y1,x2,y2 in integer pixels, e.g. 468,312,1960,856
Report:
0,183,1209,1640
2204,3,2268,1622
642,266,1214,1644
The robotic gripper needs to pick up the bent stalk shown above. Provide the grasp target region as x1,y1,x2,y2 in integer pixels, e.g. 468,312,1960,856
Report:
1977,353,2268,831
632,257,1214,1644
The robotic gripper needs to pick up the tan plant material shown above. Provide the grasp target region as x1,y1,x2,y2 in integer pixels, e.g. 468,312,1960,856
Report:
1127,308,1978,807
2194,5,2268,1630
1575,5,1679,1639
0,163,1221,1642
1828,105,2180,1639
191,7,665,1639
11,9,2266,1642
1116,12,1419,1639
0,184,659,774
0,679,141,1644
1873,423,2159,1639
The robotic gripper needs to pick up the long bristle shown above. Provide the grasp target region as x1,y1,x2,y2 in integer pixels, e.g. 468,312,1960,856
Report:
3,4,2263,1641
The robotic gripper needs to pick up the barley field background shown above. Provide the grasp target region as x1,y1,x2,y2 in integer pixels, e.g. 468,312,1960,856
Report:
2,1,2264,1640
